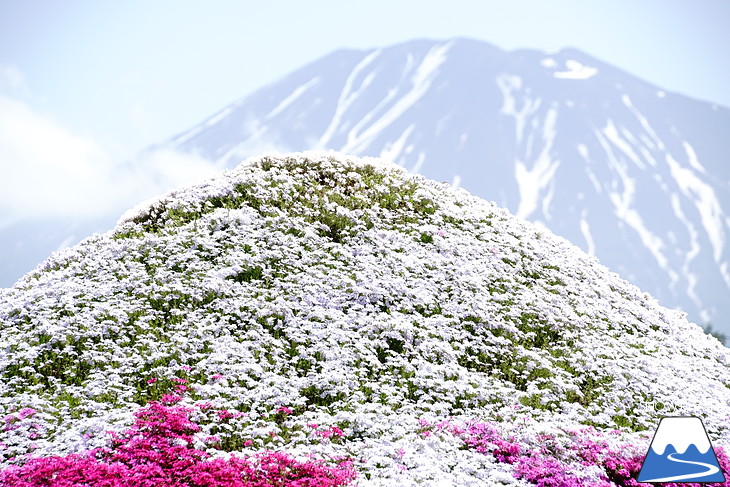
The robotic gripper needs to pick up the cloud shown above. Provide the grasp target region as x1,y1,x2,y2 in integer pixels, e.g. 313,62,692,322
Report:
0,94,118,220
0,91,218,225
127,147,222,200
0,64,30,97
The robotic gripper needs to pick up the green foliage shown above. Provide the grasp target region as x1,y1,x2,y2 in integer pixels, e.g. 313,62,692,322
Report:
300,385,347,408
227,266,264,283
515,312,562,349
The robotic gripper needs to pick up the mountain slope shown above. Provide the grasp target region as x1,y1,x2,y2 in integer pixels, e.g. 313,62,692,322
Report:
1,153,728,485
168,38,730,338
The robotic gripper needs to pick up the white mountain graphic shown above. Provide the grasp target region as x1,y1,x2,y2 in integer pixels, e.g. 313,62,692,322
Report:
651,417,712,455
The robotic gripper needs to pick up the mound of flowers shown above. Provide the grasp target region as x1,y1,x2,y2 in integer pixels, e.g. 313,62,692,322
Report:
1,152,729,485
0,392,356,487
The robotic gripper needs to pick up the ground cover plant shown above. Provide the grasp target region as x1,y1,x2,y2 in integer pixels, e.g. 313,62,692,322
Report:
1,152,729,485
1,389,356,486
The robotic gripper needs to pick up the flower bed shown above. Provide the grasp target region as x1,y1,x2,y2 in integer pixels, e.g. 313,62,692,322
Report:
0,395,356,487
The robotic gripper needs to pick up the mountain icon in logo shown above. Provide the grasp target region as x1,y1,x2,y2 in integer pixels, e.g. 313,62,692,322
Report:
638,416,726,483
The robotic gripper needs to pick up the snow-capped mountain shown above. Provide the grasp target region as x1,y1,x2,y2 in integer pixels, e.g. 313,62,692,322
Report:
167,38,730,337
2,153,728,485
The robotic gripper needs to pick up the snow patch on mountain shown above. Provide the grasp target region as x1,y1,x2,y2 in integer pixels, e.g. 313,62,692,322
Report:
497,74,542,144
173,106,235,146
683,141,706,174
379,124,415,163
666,154,725,263
318,50,382,149
341,42,453,154
266,77,320,120
580,212,596,256
671,192,703,306
603,120,646,170
553,60,599,79
541,57,600,80
621,95,666,151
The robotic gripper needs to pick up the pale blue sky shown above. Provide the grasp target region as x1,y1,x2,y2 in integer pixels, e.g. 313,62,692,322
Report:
1,0,728,162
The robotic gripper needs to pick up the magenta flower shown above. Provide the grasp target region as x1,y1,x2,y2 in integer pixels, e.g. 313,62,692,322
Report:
17,408,37,420
159,393,182,405
217,409,235,421
0,400,357,487
316,426,345,439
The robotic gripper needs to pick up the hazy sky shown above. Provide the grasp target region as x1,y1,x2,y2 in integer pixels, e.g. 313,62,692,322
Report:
0,0,728,220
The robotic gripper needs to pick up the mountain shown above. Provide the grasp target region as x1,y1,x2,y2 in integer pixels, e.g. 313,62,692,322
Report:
3,38,729,340
164,37,730,338
1,153,729,485
0,217,110,290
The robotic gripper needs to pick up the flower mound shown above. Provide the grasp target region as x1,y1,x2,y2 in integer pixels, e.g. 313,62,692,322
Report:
0,399,356,487
1,152,729,485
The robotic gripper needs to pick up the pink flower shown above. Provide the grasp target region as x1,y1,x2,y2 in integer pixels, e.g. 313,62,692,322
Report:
146,378,157,384
216,410,234,421
159,394,182,405
316,426,344,439
0,400,358,486
276,407,293,415
18,408,37,419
